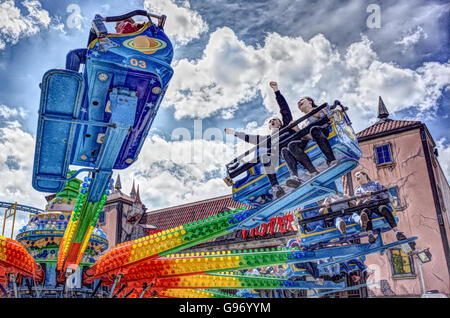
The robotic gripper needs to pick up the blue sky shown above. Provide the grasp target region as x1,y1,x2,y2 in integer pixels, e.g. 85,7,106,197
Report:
0,0,449,223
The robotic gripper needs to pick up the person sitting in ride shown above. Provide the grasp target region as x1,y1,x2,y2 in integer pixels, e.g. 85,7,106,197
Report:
272,265,286,276
319,194,351,235
247,268,260,276
279,95,338,188
66,18,144,72
225,82,336,198
301,202,327,233
342,257,374,283
272,84,340,189
114,18,145,34
322,260,343,283
319,193,368,236
354,171,415,249
225,82,304,199
271,83,337,190
287,240,323,284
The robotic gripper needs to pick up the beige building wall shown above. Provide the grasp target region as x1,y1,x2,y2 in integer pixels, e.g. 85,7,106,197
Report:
99,193,134,251
349,128,450,296
101,202,118,251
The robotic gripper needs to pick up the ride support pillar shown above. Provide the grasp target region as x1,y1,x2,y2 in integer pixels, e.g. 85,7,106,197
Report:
139,281,154,298
9,273,19,298
109,274,122,298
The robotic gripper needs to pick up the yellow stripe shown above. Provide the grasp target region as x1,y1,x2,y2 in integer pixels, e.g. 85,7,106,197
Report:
232,126,338,194
88,23,151,50
292,267,306,272
75,225,95,265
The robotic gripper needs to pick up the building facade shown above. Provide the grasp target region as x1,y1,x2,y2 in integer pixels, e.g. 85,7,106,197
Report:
343,97,450,297
98,176,154,249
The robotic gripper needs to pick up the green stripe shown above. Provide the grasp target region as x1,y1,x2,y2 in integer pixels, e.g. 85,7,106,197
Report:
73,201,99,243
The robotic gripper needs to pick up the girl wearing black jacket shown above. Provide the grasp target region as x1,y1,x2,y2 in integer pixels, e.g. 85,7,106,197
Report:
225,82,320,198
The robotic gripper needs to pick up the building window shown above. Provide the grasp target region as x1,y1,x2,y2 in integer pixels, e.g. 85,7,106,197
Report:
98,211,105,224
390,248,415,278
375,143,394,166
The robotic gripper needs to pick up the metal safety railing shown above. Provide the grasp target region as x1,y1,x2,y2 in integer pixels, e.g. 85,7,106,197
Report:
91,10,167,43
1,202,43,239
296,189,391,225
1,202,16,238
225,101,346,179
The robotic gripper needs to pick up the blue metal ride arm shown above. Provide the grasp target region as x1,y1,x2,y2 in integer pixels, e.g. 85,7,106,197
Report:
227,206,413,267
279,280,346,290
230,160,356,230
315,236,419,269
87,87,138,202
286,262,363,279
34,168,99,183
40,115,119,128
217,234,419,267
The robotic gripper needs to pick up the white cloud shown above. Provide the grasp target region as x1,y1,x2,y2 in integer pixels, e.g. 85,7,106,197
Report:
0,117,48,237
166,27,264,119
22,0,49,24
143,0,208,45
345,36,378,70
0,0,51,49
0,120,45,207
436,139,450,182
189,1,449,67
117,134,237,210
395,26,428,50
162,28,450,133
0,104,26,119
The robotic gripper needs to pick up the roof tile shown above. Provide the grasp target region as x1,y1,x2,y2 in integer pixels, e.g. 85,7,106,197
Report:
141,195,251,230
357,119,421,139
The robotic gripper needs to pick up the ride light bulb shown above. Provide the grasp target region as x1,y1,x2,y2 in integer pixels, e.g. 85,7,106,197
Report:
98,73,109,81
